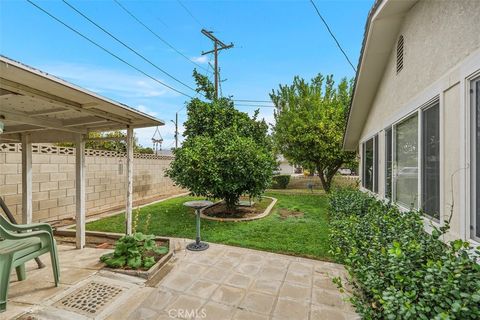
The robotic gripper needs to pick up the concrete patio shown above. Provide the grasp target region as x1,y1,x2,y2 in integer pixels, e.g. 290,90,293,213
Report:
4,240,359,320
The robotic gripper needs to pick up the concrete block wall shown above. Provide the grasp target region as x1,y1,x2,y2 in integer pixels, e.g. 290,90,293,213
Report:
0,143,182,223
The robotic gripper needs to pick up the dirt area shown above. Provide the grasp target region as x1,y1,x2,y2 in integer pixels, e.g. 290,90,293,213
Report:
202,197,273,219
55,233,168,250
278,208,304,219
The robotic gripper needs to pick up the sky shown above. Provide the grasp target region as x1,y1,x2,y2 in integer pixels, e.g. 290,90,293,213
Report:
0,0,372,149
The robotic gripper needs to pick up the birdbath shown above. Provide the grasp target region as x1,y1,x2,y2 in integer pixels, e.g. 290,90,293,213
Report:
184,200,213,251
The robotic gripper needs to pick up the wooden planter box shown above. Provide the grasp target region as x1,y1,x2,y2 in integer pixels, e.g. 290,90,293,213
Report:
54,229,173,280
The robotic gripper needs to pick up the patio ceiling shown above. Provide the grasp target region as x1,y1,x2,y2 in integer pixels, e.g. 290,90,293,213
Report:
0,55,164,143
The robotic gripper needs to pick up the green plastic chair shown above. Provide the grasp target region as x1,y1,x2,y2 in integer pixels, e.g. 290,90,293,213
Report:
0,215,60,312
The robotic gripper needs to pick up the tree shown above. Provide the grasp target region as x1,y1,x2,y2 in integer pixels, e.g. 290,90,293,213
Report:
270,74,356,192
166,70,276,210
56,130,154,154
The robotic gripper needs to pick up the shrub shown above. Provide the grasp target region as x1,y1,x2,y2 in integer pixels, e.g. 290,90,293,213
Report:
100,233,168,270
166,72,276,210
271,175,291,189
329,188,480,319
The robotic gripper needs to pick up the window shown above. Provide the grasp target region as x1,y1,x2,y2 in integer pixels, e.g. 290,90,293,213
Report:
422,100,440,221
395,114,418,209
422,102,440,220
362,135,378,192
396,35,404,74
472,77,480,241
385,128,393,199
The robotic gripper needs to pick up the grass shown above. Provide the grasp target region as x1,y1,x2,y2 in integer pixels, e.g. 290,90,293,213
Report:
86,191,332,260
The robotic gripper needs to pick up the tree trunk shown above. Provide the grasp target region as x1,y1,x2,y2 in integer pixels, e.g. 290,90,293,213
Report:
317,166,331,193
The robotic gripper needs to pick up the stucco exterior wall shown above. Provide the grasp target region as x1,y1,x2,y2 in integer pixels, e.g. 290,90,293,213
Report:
357,0,480,241
0,143,183,223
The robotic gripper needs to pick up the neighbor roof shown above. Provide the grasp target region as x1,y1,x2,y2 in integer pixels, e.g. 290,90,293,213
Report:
343,0,418,151
0,56,164,143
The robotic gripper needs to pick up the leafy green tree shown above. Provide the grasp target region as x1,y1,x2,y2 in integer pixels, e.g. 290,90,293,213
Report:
56,130,154,154
166,71,276,210
270,74,355,192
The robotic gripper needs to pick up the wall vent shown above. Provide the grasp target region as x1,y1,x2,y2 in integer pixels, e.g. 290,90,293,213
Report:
396,35,404,74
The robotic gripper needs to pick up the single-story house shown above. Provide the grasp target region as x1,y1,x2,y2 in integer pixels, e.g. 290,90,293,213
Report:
343,0,480,243
277,154,302,175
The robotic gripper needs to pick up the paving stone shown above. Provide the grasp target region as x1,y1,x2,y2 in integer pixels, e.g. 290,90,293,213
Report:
264,257,290,269
285,270,312,286
251,279,282,295
313,276,339,291
278,282,311,302
126,306,159,320
289,261,314,275
235,262,261,275
135,289,177,312
161,272,197,292
214,259,238,270
202,301,235,320
186,280,219,299
310,304,360,320
273,298,309,320
242,253,264,264
233,309,269,320
107,287,156,320
225,273,253,289
200,266,229,283
175,262,208,275
211,285,245,306
165,295,205,316
239,291,276,315
257,266,287,281
312,288,346,308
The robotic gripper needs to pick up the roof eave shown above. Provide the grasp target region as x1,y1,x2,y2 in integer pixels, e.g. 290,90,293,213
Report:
343,0,418,151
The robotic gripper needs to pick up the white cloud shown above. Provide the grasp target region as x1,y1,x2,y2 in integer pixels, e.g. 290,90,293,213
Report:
40,62,179,99
191,56,209,64
135,104,158,117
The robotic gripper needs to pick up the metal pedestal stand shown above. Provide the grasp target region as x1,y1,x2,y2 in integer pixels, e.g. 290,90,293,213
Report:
184,200,213,251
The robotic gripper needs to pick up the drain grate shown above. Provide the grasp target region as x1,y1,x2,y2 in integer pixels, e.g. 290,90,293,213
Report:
54,281,123,316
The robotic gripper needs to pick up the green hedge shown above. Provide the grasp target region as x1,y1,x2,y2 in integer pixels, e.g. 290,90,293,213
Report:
329,188,480,319
271,174,291,189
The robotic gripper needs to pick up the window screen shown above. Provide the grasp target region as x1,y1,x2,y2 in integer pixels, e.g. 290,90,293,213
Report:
395,114,418,209
363,139,374,191
422,102,440,220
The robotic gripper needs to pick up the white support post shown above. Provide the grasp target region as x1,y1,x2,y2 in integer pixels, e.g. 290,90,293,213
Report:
75,134,86,249
21,133,32,224
126,127,133,235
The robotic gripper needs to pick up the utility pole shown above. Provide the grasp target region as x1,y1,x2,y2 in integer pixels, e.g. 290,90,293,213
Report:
171,112,178,149
201,29,234,99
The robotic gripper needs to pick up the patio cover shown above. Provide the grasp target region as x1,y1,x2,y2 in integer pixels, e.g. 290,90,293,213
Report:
0,55,165,249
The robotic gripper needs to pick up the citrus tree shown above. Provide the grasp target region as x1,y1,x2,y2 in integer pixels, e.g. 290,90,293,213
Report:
166,71,276,210
270,74,356,192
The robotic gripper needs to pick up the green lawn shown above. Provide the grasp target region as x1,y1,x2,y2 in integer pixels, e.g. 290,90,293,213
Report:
86,191,332,260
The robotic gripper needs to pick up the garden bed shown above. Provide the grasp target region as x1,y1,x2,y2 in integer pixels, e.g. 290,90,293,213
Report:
200,196,277,221
54,229,173,280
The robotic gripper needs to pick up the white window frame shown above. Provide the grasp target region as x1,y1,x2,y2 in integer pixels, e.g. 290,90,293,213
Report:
384,126,393,200
469,74,480,242
385,97,441,221
360,134,379,194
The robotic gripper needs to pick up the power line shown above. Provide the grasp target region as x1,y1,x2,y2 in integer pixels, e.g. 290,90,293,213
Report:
177,0,203,28
62,0,200,95
309,0,356,73
233,99,272,103
235,104,275,108
113,0,209,72
26,0,194,98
